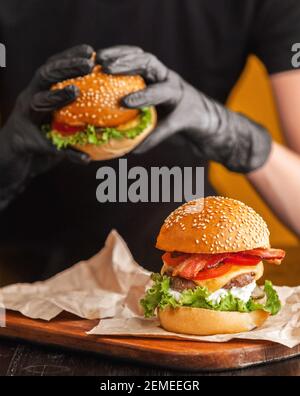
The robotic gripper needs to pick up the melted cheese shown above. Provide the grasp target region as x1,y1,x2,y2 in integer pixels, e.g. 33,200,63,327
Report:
161,261,264,293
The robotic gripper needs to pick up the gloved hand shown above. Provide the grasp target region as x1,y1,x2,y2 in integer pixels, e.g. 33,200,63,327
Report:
97,46,272,173
0,44,95,210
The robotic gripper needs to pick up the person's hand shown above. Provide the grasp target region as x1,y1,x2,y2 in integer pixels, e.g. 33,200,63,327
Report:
97,46,271,173
0,44,95,209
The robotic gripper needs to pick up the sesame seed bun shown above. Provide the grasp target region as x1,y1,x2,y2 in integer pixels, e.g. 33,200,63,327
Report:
50,65,157,160
158,306,269,335
52,65,146,127
156,196,270,254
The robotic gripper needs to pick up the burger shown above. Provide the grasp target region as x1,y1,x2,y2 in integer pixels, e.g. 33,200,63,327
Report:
141,196,285,335
46,65,157,160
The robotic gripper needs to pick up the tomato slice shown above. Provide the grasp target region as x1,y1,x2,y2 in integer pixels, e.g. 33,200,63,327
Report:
162,252,190,267
52,121,83,135
223,254,261,266
194,263,233,280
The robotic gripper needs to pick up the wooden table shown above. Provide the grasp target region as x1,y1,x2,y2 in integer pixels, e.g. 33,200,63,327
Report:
0,245,299,376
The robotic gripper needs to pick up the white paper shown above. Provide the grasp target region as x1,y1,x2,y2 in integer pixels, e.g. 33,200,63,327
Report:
1,230,300,348
0,230,150,320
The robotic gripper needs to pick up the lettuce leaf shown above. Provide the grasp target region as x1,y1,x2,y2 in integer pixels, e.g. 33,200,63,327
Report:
263,280,281,315
140,274,281,318
44,107,152,150
140,273,179,318
179,287,211,309
244,281,281,315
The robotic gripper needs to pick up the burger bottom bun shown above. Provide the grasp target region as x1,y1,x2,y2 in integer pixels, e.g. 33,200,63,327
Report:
74,107,157,161
158,307,269,336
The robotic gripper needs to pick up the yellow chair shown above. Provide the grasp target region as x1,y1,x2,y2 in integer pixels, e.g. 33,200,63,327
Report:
210,55,299,247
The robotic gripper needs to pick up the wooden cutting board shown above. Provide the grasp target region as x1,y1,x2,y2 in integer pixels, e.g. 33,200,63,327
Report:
0,310,299,371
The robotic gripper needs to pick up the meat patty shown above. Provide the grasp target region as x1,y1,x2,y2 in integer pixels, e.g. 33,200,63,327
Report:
223,272,256,289
170,276,196,292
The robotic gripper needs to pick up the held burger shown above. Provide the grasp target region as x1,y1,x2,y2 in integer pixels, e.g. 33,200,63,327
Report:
46,65,156,160
141,196,285,335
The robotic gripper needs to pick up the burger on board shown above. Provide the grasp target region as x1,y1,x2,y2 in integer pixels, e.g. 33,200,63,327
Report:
46,65,156,160
141,196,285,335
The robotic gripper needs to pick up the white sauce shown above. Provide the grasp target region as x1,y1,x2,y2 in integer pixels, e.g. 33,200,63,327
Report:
206,288,228,304
169,281,257,305
169,289,182,301
207,281,257,304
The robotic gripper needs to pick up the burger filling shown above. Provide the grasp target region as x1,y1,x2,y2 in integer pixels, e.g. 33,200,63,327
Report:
140,248,284,318
169,272,258,292
44,107,152,149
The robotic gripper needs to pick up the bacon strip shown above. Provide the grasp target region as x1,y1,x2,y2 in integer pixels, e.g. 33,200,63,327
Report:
244,248,285,265
170,248,285,279
172,253,228,279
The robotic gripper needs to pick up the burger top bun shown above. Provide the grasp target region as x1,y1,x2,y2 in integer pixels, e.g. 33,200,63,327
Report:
156,196,270,254
52,65,146,128
158,306,269,336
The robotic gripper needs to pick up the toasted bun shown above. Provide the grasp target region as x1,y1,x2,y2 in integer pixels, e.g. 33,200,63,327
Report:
52,65,145,127
162,261,264,292
74,106,156,160
156,196,270,254
158,306,269,335
51,65,157,161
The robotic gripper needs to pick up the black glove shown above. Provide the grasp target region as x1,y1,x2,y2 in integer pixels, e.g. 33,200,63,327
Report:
97,46,271,173
0,44,95,210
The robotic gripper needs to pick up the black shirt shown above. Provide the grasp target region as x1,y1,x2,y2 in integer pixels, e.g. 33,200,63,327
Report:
0,0,299,275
